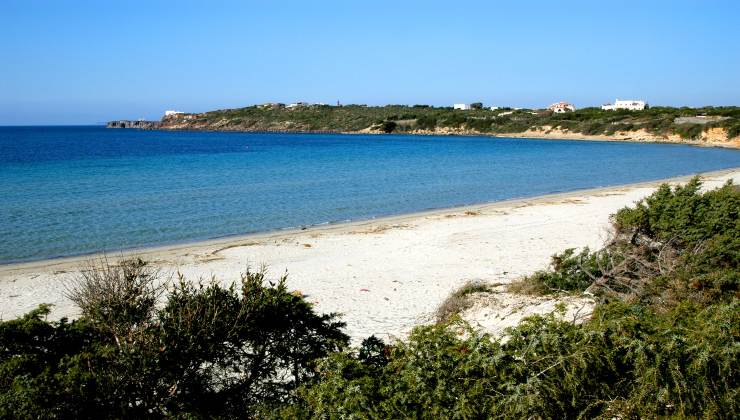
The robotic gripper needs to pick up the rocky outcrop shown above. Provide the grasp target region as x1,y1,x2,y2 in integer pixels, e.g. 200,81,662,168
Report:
107,120,161,129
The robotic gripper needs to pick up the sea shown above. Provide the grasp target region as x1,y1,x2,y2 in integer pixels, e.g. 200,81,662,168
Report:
1,126,739,264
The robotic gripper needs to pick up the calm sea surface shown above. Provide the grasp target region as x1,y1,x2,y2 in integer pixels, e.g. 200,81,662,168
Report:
1,126,739,264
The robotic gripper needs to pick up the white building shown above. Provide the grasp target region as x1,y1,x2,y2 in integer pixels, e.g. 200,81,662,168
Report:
164,110,183,116
453,103,471,110
601,99,647,111
548,102,576,113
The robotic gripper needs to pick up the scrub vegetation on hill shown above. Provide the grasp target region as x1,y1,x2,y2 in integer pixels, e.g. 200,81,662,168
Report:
161,104,740,143
0,179,738,418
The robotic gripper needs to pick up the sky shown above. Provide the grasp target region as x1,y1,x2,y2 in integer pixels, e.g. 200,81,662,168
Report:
1,0,739,125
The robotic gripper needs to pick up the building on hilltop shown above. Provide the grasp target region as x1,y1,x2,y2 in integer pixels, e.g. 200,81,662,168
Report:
548,102,575,113
601,99,647,111
164,110,184,117
453,103,471,110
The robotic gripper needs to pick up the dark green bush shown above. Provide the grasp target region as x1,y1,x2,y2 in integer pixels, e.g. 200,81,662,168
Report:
674,123,704,139
510,247,607,294
727,122,740,138
293,299,738,419
381,120,397,133
0,267,348,418
465,117,495,132
415,115,437,130
582,122,608,135
441,113,467,127
614,177,738,245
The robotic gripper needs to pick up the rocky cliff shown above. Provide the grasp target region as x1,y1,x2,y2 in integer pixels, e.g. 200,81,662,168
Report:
107,120,161,129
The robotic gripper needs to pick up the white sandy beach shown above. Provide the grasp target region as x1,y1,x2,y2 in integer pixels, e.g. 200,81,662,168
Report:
1,169,738,342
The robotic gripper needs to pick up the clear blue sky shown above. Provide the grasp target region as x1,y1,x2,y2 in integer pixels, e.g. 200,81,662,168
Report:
1,0,739,125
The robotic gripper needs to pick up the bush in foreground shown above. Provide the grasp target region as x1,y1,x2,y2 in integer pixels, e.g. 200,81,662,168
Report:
0,265,348,418
290,299,738,419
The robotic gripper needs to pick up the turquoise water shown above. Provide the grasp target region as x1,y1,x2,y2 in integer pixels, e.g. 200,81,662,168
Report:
1,126,739,264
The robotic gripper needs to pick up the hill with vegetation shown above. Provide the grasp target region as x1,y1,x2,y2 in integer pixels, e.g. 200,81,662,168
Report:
158,104,740,147
1,178,738,418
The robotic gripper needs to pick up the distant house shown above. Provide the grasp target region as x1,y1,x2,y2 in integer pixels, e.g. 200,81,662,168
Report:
601,99,647,111
286,102,309,109
164,110,183,117
489,106,500,111
548,102,575,113
453,103,471,110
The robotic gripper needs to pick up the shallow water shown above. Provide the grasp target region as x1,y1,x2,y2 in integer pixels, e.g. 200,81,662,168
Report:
1,126,739,263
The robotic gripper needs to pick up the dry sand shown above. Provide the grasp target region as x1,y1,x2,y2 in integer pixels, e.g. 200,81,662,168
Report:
1,168,738,342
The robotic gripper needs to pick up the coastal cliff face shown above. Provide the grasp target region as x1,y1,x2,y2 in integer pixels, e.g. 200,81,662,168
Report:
155,105,740,148
400,126,739,147
107,120,161,129
493,126,740,148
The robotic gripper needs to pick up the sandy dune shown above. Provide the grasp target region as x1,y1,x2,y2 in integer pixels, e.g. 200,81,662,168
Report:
1,169,738,342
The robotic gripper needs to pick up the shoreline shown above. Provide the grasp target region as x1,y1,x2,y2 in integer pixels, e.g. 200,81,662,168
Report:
2,168,738,341
149,126,740,149
2,167,738,274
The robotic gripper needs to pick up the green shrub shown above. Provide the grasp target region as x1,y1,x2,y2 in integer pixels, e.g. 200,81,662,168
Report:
415,115,437,130
293,298,738,419
0,265,348,418
381,120,397,133
727,122,740,138
509,247,607,295
674,123,704,139
614,177,738,245
465,117,494,132
582,122,607,135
